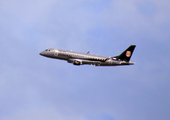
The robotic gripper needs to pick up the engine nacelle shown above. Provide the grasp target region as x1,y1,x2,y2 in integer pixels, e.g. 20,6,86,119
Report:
67,59,82,65
73,60,82,65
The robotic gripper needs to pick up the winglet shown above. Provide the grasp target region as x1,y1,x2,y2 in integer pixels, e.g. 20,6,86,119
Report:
87,51,90,54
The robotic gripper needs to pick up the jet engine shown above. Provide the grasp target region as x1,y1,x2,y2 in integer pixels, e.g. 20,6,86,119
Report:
73,60,82,65
67,59,82,65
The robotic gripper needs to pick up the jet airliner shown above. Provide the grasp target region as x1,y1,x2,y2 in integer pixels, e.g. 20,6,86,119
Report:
39,45,136,66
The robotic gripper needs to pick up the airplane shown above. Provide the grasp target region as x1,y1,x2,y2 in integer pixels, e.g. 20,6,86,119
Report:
39,45,136,66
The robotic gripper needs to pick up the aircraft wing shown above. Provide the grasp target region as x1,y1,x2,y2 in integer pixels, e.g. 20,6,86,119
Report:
81,60,101,65
67,59,101,65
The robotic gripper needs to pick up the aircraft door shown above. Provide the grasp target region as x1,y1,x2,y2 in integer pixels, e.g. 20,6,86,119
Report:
54,49,59,56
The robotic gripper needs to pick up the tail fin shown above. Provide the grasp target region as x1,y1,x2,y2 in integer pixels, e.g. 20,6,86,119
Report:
113,45,136,62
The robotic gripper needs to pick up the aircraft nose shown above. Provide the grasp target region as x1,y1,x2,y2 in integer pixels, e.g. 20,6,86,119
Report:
39,51,45,56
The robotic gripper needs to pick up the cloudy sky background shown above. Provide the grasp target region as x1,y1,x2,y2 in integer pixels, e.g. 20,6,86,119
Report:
0,0,170,120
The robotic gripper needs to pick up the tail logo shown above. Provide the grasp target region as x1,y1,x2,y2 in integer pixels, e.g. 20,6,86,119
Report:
126,51,131,57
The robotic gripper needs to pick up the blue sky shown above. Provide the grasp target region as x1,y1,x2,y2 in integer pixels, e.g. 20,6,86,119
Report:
0,0,170,120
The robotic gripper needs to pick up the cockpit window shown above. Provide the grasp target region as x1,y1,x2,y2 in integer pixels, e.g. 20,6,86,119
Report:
45,49,54,52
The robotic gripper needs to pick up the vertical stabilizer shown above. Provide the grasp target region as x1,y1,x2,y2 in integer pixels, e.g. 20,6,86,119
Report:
113,45,136,62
